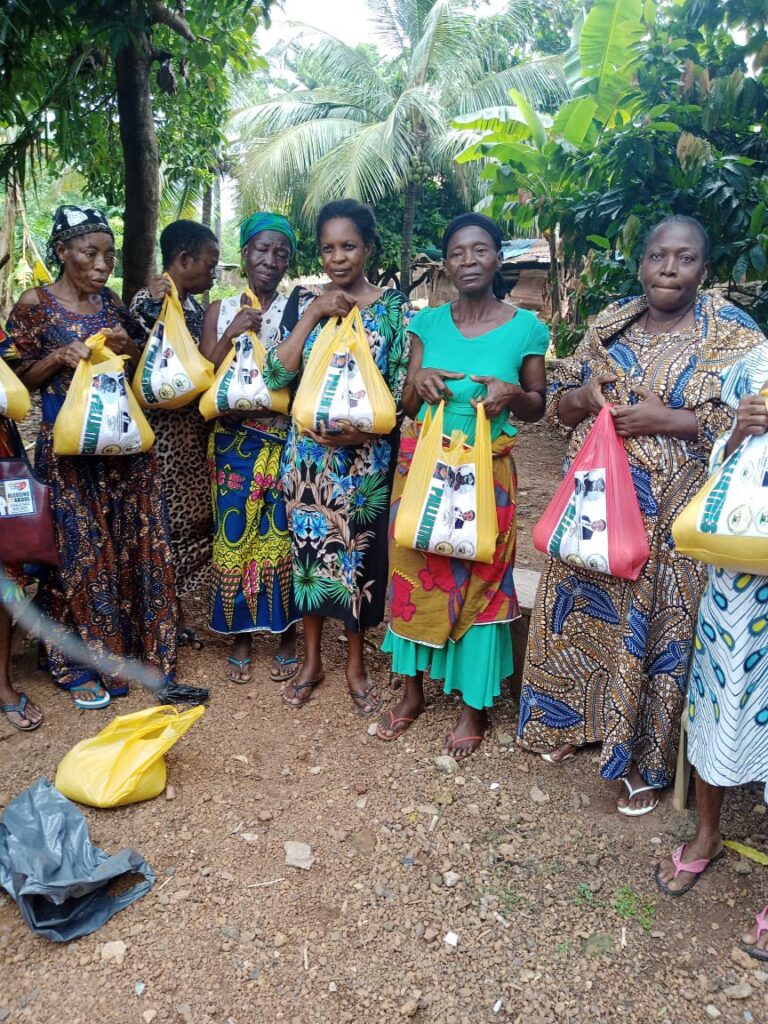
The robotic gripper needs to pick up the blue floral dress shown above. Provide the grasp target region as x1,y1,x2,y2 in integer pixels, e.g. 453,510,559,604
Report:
265,289,411,631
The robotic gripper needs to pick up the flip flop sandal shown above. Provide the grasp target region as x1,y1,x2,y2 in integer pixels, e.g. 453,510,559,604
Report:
107,683,129,698
541,749,577,765
654,843,725,897
376,710,417,742
1,693,42,732
281,678,323,708
446,729,484,758
740,906,768,962
270,654,299,682
70,683,111,710
617,778,661,817
178,628,205,651
226,657,252,684
349,680,382,716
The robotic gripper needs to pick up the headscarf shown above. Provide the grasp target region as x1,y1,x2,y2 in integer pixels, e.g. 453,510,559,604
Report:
239,212,297,256
46,205,113,272
441,212,507,299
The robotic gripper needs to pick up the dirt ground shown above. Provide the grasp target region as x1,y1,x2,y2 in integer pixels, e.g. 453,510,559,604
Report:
3,421,768,1024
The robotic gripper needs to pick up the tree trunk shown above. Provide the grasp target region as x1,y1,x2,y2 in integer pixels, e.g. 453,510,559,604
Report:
0,172,19,317
115,25,159,304
547,228,561,320
400,180,418,294
213,173,222,241
201,184,213,228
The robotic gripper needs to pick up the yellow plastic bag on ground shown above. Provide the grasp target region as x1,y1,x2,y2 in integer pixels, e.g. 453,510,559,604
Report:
199,289,290,420
53,333,154,455
394,401,497,563
55,704,205,808
292,306,396,435
672,398,768,574
133,275,214,410
0,355,31,422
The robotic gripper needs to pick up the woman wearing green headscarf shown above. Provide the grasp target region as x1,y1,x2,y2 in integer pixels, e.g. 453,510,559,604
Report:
200,213,300,684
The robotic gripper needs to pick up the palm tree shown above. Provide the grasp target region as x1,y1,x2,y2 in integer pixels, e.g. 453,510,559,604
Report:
231,0,569,289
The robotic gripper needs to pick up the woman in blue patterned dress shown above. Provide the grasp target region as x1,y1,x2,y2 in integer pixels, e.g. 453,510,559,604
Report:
656,344,768,903
265,200,410,713
517,216,765,814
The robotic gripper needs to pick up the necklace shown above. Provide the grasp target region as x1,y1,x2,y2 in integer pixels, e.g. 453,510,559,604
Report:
643,303,695,335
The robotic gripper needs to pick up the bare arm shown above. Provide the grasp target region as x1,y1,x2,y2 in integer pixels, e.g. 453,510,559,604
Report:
200,298,263,370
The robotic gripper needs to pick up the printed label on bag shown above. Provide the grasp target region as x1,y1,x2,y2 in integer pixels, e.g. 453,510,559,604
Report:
552,468,610,573
140,320,194,403
314,347,374,431
215,334,274,412
79,371,143,455
0,478,35,517
0,378,6,416
699,444,768,539
414,459,478,558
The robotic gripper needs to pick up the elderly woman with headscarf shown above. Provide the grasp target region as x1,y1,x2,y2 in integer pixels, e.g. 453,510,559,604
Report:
1,205,177,709
200,212,300,685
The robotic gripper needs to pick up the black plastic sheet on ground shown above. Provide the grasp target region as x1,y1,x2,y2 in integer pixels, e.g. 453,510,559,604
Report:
0,778,154,942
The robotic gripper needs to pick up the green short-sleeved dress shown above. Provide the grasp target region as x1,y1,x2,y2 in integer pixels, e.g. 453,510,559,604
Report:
383,302,549,709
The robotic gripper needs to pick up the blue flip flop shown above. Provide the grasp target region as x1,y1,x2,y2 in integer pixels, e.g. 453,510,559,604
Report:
70,683,111,710
226,657,252,684
1,693,42,731
270,654,299,682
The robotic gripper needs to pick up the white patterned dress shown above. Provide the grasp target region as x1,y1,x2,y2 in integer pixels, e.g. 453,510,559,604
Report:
688,343,768,797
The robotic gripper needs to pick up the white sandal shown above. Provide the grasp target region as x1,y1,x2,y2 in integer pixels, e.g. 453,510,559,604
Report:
617,778,661,817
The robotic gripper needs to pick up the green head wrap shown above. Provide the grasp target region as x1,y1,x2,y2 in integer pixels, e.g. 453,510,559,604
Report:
239,212,297,256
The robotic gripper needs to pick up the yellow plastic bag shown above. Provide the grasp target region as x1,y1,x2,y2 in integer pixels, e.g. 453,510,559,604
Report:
672,394,768,574
199,289,290,420
133,274,214,410
53,333,155,455
0,354,31,422
394,401,497,563
55,704,205,808
292,306,397,435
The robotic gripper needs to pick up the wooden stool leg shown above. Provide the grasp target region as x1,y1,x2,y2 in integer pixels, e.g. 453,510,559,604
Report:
673,710,691,812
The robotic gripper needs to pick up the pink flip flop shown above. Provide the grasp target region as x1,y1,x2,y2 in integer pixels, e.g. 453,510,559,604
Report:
654,842,725,897
740,906,768,962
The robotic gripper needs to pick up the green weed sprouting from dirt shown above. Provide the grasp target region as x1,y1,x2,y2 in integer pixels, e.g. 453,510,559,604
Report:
573,882,598,907
613,886,656,931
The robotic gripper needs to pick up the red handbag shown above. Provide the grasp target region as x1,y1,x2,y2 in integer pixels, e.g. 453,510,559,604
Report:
0,420,60,566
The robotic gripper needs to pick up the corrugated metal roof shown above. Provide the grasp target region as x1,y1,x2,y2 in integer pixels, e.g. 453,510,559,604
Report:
412,238,550,266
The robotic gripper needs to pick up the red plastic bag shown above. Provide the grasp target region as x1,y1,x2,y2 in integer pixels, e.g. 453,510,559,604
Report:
533,406,649,581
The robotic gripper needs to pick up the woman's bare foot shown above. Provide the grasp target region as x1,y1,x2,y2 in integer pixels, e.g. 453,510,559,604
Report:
617,763,661,813
346,670,382,715
444,705,488,761
282,654,325,707
226,635,253,683
655,832,723,894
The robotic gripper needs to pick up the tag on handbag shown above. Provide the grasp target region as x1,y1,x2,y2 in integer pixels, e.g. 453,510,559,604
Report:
0,478,36,517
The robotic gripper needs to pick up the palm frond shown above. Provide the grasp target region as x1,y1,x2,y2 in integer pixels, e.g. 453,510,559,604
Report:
453,56,570,115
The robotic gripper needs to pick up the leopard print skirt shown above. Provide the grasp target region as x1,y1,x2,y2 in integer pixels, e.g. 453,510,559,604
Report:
146,406,212,598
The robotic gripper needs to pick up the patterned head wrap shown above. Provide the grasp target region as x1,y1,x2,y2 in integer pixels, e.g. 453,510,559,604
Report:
239,212,297,256
47,205,114,271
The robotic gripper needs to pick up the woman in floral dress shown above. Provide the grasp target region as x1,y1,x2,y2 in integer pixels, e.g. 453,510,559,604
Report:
265,200,410,713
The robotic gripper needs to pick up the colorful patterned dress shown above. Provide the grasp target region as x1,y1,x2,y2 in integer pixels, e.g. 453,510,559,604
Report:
383,303,550,709
518,292,764,788
266,290,411,632
2,287,177,693
688,342,768,796
208,293,299,636
130,288,212,597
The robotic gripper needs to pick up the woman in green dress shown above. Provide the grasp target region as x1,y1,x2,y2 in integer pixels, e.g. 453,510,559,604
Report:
378,213,548,758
